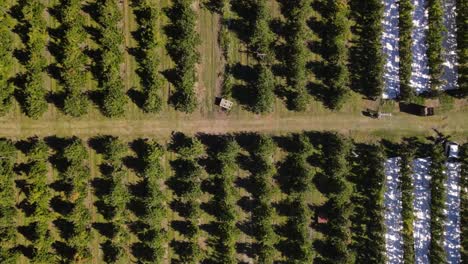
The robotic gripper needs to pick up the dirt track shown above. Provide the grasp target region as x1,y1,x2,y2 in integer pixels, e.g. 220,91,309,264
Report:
0,110,466,139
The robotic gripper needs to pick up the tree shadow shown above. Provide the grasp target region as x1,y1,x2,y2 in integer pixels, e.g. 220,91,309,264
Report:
198,156,219,175
308,81,338,109
161,68,178,89
167,159,201,197
53,241,76,262
15,245,34,260
170,240,197,264
131,242,155,263
92,222,117,239
229,0,256,43
88,135,113,154
312,172,336,195
235,176,256,195
123,155,144,174
47,90,66,112
312,239,328,264
127,198,146,218
381,139,401,158
171,220,194,238
127,89,146,110
202,0,225,14
15,137,38,155
53,218,74,240
199,222,218,237
196,133,229,155
82,1,100,24
94,200,115,221
50,195,74,216
129,3,165,112
100,239,121,264
236,242,256,259
169,199,192,218
233,132,259,152
18,223,37,242
230,63,256,83
236,220,255,237
129,138,148,157
16,199,35,217
44,136,73,173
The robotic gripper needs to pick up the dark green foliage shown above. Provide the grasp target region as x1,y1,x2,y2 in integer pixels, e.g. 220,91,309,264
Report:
0,2,15,116
134,1,163,113
249,0,276,114
399,0,415,100
399,142,415,263
21,1,48,118
282,0,310,111
0,140,18,263
321,0,351,109
202,0,228,13
428,143,447,263
250,0,274,62
60,138,91,261
427,0,446,92
168,0,200,113
102,137,127,166
281,198,313,263
461,144,468,262
138,141,167,263
278,134,315,262
458,0,468,94
350,144,386,263
252,64,275,114
209,139,240,264
281,153,313,194
59,0,89,116
99,137,130,262
323,196,353,264
25,141,56,263
350,0,384,99
250,135,277,263
321,133,351,195
320,133,353,263
169,133,205,159
170,134,205,262
98,0,127,117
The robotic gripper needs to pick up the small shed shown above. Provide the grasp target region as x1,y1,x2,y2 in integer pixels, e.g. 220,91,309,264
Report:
219,98,233,110
399,99,440,116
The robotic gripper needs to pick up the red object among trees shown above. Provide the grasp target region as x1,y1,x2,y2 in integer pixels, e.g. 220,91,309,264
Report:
317,215,329,224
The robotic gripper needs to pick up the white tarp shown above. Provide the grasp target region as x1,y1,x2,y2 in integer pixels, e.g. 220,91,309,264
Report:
442,0,459,91
382,0,401,99
384,157,404,263
413,158,431,264
410,0,430,94
444,162,461,263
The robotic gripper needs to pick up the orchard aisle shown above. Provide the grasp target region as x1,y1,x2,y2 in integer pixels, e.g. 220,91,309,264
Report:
413,158,431,264
444,162,461,263
442,0,459,91
382,0,400,99
410,0,430,94
384,158,404,263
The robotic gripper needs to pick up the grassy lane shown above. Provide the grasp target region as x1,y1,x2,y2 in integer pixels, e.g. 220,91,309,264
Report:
0,109,467,140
